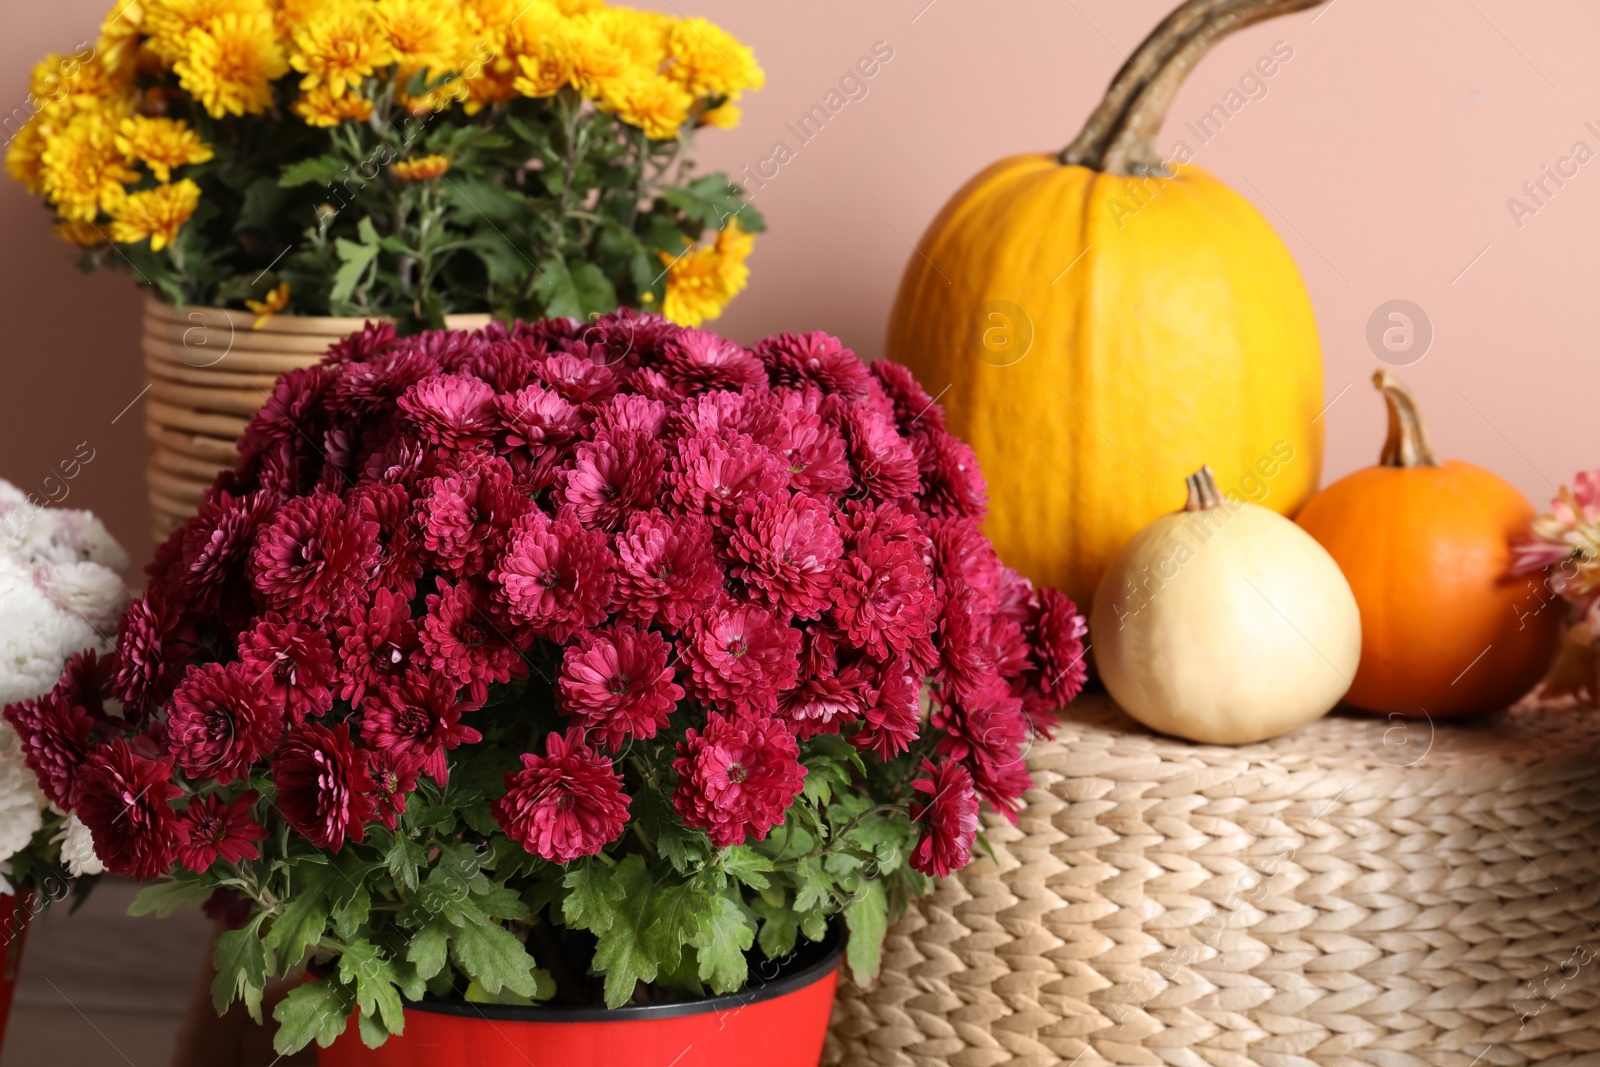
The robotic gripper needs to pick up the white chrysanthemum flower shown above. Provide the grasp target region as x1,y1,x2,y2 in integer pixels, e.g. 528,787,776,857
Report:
34,561,127,637
6,507,130,573
0,722,44,868
53,813,104,877
0,558,97,705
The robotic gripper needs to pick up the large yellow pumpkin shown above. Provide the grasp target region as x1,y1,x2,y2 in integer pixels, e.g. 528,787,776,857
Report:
886,0,1326,610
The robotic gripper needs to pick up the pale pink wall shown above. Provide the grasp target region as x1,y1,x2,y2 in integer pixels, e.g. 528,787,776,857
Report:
5,0,1599,564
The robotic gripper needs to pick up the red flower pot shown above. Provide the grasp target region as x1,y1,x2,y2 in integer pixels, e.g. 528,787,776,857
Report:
317,927,843,1067
0,892,33,1052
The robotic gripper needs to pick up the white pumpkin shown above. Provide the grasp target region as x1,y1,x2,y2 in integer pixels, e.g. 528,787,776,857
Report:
1090,466,1361,745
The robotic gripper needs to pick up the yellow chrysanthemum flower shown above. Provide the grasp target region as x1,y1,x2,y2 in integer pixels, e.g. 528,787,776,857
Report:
599,72,690,141
660,218,755,328
5,117,53,196
97,0,147,82
512,34,573,99
108,178,200,250
39,110,138,220
551,0,604,14
271,0,324,37
666,18,763,100
175,11,289,117
143,0,271,65
590,8,672,70
116,115,213,182
513,15,631,101
377,0,463,81
460,0,517,36
53,218,109,247
29,51,127,111
290,1,394,98
292,85,375,127
697,102,740,129
564,18,631,98
245,282,290,328
458,51,518,112
392,154,451,181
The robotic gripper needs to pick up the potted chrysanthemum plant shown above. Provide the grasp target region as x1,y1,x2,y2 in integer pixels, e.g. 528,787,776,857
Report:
0,475,133,1051
17,312,1087,1065
6,0,764,537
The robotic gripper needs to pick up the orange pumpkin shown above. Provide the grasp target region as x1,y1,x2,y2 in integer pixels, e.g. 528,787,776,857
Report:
1295,371,1560,717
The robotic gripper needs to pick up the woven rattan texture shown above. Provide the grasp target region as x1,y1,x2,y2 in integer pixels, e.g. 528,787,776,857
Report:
825,695,1600,1067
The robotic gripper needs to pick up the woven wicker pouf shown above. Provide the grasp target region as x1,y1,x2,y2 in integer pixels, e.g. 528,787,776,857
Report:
826,694,1600,1067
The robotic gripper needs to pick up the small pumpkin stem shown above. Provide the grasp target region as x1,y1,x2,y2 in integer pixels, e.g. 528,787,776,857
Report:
1183,465,1226,511
1374,369,1440,469
1062,0,1326,175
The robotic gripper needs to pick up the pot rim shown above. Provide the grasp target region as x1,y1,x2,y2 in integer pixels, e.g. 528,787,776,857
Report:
406,921,845,1024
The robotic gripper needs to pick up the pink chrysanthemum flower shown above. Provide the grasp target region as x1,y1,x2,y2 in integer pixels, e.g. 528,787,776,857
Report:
497,384,586,450
560,430,666,532
72,741,188,880
367,748,420,831
272,721,376,852
533,352,618,404
174,491,274,614
1017,588,1089,732
111,592,191,723
870,360,947,435
933,675,1032,822
3,692,93,809
918,431,989,520
590,393,669,439
557,623,684,750
178,792,268,872
336,587,421,709
831,533,939,663
841,407,922,502
353,483,425,598
237,615,336,724
754,332,873,401
420,455,533,574
167,661,284,784
765,406,852,499
324,320,398,365
778,631,867,741
250,492,378,619
613,510,723,632
398,374,500,450
420,578,527,702
909,759,980,877
681,604,801,715
727,492,844,620
492,510,616,643
493,727,631,863
659,329,765,392
852,660,922,760
333,349,436,417
361,671,483,784
669,429,787,523
672,711,806,848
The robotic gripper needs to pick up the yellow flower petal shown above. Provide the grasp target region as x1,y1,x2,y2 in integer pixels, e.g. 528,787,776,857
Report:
108,178,200,250
115,115,213,182
245,281,290,328
174,10,288,118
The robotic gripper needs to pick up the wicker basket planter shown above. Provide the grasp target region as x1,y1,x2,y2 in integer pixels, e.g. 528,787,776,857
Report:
826,694,1600,1067
141,299,490,539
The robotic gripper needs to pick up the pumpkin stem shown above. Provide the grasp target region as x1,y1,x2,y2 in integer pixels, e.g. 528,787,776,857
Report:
1374,370,1440,469
1183,465,1226,511
1061,0,1326,175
